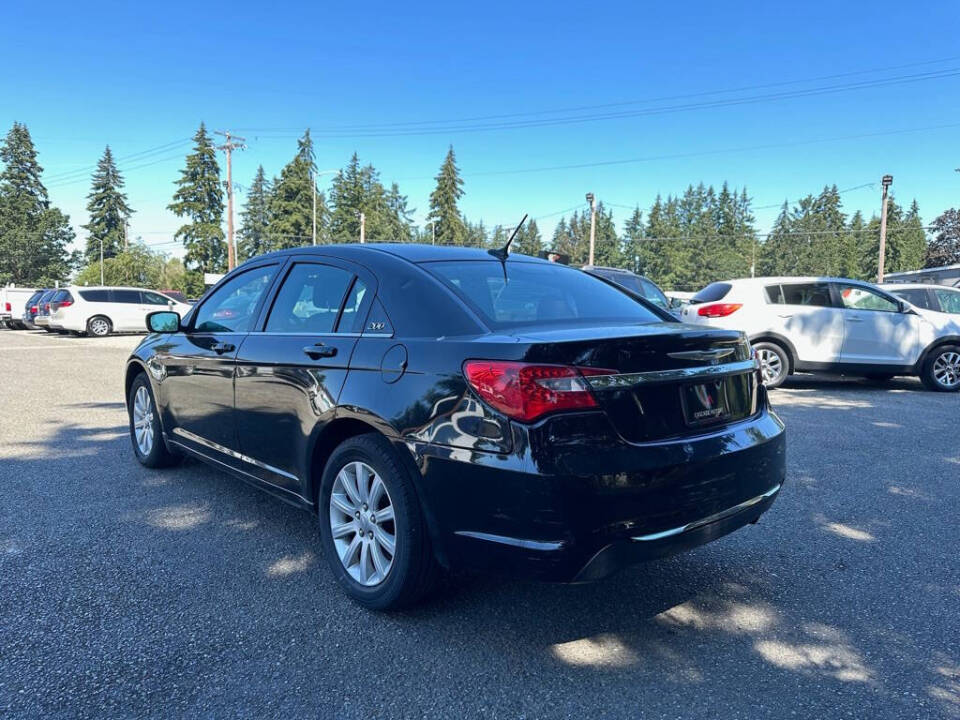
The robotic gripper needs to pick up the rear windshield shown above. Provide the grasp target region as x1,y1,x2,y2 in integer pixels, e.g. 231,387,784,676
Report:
691,282,732,304
423,260,662,329
52,290,72,303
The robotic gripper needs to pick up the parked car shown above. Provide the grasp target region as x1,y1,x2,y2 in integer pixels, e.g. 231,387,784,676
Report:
126,244,785,609
881,283,960,315
680,276,960,391
50,286,192,336
1,286,37,329
666,290,694,312
582,266,675,316
20,289,49,329
32,289,61,332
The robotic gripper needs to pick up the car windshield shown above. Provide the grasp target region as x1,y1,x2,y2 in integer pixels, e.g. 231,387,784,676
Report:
423,260,662,330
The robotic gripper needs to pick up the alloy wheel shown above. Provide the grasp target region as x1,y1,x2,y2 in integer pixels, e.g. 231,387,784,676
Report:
933,351,960,388
133,386,155,456
90,318,110,336
329,461,396,587
757,348,784,385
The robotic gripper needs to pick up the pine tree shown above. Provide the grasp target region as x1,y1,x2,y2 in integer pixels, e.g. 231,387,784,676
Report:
83,146,133,262
384,182,415,242
428,146,466,246
168,123,225,274
926,209,960,267
267,130,317,249
0,122,75,284
514,218,542,256
622,207,645,274
328,152,396,243
237,165,271,261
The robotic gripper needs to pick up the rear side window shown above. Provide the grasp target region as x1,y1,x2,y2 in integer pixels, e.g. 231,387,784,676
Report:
79,289,110,302
424,260,661,329
934,288,960,313
111,289,141,303
691,283,732,304
777,283,833,307
265,263,356,333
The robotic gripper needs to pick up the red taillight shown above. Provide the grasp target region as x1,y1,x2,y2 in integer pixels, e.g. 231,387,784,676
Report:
697,303,743,318
3,302,9,312
44,303,50,311
30,305,37,313
463,361,613,423
58,301,73,308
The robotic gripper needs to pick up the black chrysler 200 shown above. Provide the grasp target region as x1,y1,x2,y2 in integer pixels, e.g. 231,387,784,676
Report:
125,244,785,609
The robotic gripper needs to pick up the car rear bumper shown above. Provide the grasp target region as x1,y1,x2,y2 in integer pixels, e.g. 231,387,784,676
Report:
411,403,786,582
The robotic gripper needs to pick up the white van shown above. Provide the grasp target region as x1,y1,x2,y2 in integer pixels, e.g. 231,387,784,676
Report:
1,286,38,329
49,286,192,336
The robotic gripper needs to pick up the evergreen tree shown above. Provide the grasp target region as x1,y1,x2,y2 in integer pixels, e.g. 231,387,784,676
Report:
551,203,618,266
267,130,316,249
83,146,133,262
428,146,466,246
0,122,75,284
384,182,415,242
237,165,271,261
465,218,488,247
168,123,225,274
926,209,960,267
514,218,542,256
328,152,395,243
861,196,924,279
622,207,645,274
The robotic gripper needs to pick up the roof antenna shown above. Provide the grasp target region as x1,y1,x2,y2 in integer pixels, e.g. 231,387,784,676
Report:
488,213,528,264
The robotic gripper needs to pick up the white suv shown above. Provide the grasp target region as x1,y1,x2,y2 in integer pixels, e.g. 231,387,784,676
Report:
679,276,960,391
49,286,192,337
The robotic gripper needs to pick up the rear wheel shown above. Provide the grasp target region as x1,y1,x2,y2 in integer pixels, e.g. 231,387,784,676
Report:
753,342,789,389
921,345,960,392
87,315,112,337
128,374,180,467
318,434,438,610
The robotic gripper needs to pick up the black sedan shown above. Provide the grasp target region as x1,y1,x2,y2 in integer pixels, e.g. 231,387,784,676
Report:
125,244,786,609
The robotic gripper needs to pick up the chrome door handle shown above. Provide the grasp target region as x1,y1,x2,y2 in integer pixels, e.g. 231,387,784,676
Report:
303,343,337,359
777,313,794,318
211,342,235,354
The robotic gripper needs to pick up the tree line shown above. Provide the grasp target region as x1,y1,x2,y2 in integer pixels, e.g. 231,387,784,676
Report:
2,120,959,294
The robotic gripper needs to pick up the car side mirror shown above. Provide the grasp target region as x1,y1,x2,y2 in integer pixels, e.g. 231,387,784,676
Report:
147,310,181,333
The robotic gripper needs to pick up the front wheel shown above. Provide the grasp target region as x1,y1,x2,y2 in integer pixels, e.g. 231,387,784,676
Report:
921,345,960,392
753,342,789,389
128,374,180,467
318,434,438,610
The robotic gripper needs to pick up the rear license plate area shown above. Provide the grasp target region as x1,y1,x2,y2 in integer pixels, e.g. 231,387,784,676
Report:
681,377,737,427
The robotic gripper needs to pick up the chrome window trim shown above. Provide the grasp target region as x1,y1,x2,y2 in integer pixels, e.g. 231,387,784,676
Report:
241,331,395,338
585,358,759,389
631,484,781,542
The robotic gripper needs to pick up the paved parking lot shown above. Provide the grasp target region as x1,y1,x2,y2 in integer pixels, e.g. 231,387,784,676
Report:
1,329,958,719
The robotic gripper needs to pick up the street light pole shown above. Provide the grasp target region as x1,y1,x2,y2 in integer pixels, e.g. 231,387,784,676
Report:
311,170,317,245
99,239,104,286
359,212,366,243
877,174,893,283
586,192,597,266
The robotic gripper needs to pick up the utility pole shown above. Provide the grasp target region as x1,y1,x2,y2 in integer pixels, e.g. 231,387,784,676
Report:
215,130,247,271
99,239,104,286
359,212,366,243
311,170,317,245
877,174,893,282
586,192,597,266
123,220,129,251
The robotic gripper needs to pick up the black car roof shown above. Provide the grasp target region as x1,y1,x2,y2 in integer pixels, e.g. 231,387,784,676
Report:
252,243,551,265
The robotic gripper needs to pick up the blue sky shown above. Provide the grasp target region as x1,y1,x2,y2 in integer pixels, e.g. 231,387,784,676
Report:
3,0,960,257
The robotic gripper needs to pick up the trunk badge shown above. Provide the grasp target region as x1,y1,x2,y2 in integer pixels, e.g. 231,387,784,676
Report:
667,348,735,365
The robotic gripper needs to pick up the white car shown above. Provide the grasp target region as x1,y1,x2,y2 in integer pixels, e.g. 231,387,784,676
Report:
881,283,960,315
49,286,192,337
1,286,37,329
680,276,960,391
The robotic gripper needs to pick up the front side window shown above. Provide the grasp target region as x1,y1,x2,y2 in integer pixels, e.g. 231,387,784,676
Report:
779,283,833,307
424,260,661,329
836,284,899,313
142,291,171,305
193,264,277,333
265,263,356,333
934,288,960,314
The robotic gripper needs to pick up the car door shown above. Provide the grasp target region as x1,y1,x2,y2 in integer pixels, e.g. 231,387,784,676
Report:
139,290,175,330
767,282,845,363
157,262,280,464
105,289,141,331
233,259,375,495
834,282,921,365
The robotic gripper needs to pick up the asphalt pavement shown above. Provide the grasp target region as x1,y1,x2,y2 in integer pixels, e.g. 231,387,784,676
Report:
1,329,957,719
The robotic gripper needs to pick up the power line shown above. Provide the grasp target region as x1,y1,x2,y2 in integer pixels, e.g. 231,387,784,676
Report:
46,150,188,189
42,138,191,183
234,55,960,135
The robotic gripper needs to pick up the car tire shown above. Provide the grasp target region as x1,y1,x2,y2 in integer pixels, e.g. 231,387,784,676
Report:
87,316,112,337
753,342,789,389
128,373,181,468
920,345,960,392
318,433,438,610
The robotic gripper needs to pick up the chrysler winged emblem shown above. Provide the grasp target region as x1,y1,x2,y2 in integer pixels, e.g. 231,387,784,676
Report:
667,348,736,365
